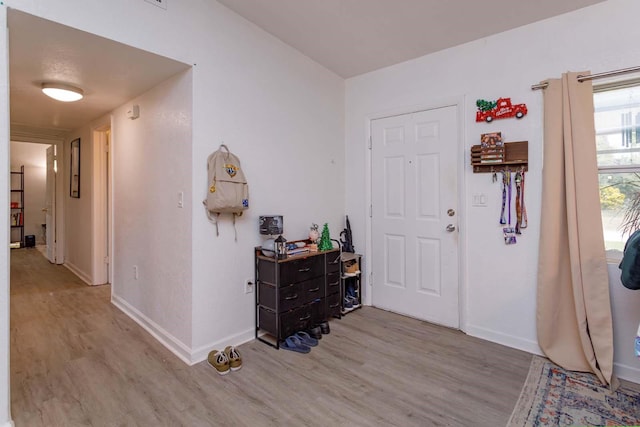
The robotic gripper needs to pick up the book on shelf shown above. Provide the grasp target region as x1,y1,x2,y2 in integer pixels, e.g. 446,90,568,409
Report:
287,247,310,256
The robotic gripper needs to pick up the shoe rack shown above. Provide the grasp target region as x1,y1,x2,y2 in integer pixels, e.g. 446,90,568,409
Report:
340,252,362,315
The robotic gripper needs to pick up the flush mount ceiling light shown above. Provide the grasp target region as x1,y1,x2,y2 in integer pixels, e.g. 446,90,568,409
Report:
41,83,84,102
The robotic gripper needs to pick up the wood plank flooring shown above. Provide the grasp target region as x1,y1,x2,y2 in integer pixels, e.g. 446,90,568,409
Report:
10,248,532,426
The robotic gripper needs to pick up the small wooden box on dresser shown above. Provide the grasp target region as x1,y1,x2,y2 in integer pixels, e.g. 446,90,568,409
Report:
255,246,341,349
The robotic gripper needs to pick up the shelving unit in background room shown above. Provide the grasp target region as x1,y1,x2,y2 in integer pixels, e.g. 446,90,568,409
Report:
10,165,25,248
340,252,362,314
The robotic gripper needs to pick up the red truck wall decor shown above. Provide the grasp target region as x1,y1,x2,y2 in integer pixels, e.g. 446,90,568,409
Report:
476,98,528,123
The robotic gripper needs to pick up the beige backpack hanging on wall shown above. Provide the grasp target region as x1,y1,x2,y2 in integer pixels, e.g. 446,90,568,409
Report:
203,144,249,238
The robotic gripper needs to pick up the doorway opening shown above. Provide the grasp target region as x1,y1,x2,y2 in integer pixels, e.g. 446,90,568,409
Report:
6,9,194,423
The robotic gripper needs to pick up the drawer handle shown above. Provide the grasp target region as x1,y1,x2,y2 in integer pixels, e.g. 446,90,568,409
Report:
285,294,299,300
329,259,339,265
299,314,311,321
329,302,340,308
328,281,339,287
308,287,320,292
298,267,311,272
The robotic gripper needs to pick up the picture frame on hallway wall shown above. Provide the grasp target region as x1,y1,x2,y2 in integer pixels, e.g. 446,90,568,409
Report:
70,138,80,198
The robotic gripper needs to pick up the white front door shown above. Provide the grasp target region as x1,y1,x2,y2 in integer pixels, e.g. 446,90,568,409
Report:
371,106,459,328
45,145,56,263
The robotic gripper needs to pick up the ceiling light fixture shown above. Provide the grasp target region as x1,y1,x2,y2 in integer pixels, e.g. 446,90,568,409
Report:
41,83,84,102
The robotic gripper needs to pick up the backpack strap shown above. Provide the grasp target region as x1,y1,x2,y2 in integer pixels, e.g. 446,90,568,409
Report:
232,213,237,242
203,200,220,236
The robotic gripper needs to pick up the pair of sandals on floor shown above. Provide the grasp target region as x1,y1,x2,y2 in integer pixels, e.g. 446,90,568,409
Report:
281,331,318,353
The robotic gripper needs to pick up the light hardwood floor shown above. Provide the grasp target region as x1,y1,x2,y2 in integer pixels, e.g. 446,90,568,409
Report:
10,248,532,426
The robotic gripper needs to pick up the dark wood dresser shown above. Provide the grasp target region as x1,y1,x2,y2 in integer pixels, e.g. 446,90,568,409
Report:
255,246,340,348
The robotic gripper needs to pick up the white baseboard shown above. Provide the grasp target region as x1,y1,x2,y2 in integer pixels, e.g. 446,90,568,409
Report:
466,324,543,356
63,261,92,285
111,294,257,366
190,327,256,365
111,294,193,365
614,362,640,384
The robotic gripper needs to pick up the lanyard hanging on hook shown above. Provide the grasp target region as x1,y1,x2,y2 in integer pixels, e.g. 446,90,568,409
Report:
515,171,522,234
500,170,508,225
500,170,512,225
520,169,527,229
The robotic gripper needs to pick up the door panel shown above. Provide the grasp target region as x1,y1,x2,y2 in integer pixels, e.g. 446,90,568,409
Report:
371,106,459,328
384,234,405,288
417,237,440,295
384,156,405,217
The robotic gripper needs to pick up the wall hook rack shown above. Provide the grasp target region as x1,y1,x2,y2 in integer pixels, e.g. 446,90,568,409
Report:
471,141,528,173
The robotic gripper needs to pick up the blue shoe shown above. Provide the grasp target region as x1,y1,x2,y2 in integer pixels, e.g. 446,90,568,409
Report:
281,336,311,353
295,331,318,347
348,295,360,308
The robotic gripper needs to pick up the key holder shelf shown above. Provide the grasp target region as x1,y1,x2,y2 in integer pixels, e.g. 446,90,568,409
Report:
471,140,528,173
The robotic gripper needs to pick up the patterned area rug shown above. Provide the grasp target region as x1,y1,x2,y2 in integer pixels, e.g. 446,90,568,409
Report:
508,356,640,426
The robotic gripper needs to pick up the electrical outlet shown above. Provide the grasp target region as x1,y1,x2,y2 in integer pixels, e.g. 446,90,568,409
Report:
244,279,254,294
133,265,139,280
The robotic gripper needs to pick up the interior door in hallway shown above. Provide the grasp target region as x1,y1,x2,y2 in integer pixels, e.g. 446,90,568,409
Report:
371,106,459,328
45,145,55,263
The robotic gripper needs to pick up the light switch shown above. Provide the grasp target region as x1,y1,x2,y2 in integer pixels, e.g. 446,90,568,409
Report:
472,193,487,207
178,191,184,208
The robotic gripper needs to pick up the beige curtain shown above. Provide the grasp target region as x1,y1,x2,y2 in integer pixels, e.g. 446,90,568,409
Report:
537,71,615,386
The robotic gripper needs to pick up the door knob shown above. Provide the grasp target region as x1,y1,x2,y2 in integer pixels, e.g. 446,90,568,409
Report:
446,224,456,232
447,209,455,217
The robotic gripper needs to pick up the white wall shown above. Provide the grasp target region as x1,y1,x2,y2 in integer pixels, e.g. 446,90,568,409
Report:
345,0,640,382
10,141,47,243
111,70,194,359
63,129,94,283
187,2,345,358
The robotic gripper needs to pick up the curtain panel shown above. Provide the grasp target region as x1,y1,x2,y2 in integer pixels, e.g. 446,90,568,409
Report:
537,71,615,386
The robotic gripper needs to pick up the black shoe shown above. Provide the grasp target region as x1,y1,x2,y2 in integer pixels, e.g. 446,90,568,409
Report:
319,321,330,335
307,326,322,340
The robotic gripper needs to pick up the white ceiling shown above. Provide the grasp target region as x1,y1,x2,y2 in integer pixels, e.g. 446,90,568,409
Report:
8,10,190,138
7,1,608,136
216,0,608,78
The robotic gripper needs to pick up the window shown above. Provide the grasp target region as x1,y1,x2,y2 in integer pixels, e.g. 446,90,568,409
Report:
594,82,640,259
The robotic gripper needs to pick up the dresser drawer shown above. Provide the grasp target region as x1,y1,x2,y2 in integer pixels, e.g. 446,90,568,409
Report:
304,277,325,303
325,250,340,273
279,282,305,312
281,304,313,338
257,259,277,285
258,306,277,337
310,298,325,324
326,271,340,295
261,280,310,312
258,282,277,310
280,256,323,285
326,292,341,318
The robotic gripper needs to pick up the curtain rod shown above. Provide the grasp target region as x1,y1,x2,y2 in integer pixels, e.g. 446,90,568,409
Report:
530,65,640,91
